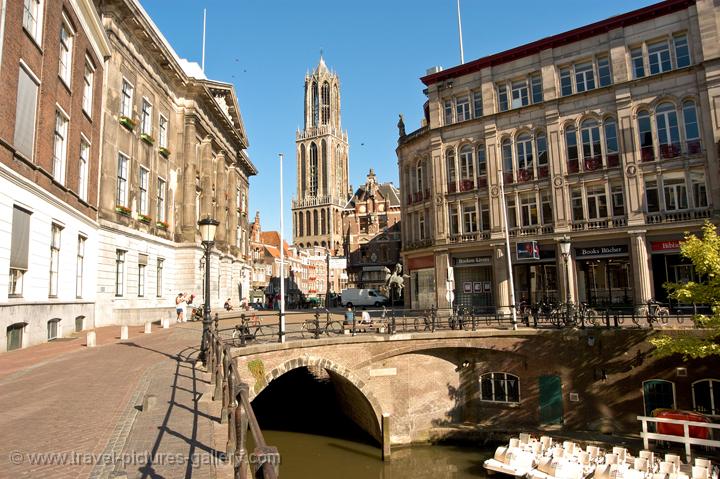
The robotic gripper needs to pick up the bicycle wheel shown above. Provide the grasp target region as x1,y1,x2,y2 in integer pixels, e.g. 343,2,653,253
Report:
462,316,472,330
325,321,344,336
254,325,273,341
587,310,600,327
300,321,311,339
413,317,421,331
659,310,669,324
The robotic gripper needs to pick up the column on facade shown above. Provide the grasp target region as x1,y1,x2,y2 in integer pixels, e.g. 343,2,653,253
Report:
200,137,213,219
617,104,646,226
228,171,238,249
493,244,512,314
629,230,652,307
434,251,450,310
181,117,198,240
215,153,227,245
556,241,577,304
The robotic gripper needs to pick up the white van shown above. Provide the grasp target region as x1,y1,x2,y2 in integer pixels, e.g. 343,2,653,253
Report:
340,288,389,307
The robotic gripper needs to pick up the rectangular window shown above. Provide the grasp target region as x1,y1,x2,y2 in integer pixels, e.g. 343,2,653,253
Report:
597,55,612,87
76,235,85,298
418,213,425,240
691,172,708,208
157,177,166,222
449,205,459,235
116,153,129,207
560,68,572,96
674,34,690,68
82,62,94,116
139,167,149,215
586,185,608,219
59,20,73,86
53,111,69,185
462,204,477,233
49,223,62,297
10,206,31,297
480,201,490,231
541,192,553,224
663,177,688,210
23,0,42,43
498,84,508,112
456,96,470,122
115,250,125,296
444,100,453,125
477,144,487,176
138,254,147,297
648,41,671,74
631,48,645,79
121,79,133,118
574,62,595,92
506,197,517,229
14,66,39,160
611,184,625,217
520,194,538,226
473,91,483,118
78,139,89,202
159,115,168,148
530,74,543,104
571,188,584,221
645,180,659,213
510,80,528,109
156,258,164,297
141,99,152,135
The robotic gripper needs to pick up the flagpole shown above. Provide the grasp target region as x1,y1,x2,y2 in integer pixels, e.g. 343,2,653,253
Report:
279,154,286,343
201,8,207,72
497,170,518,330
456,0,465,64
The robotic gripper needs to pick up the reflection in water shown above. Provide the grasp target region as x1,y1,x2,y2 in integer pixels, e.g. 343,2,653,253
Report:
251,367,492,478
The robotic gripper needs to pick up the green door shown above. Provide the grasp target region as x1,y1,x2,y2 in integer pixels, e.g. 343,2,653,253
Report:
539,375,563,424
6,323,23,351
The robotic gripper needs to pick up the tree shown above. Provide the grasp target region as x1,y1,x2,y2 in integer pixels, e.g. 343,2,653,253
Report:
650,221,720,359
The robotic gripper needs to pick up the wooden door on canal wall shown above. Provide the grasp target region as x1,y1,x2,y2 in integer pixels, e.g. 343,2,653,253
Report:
539,375,563,425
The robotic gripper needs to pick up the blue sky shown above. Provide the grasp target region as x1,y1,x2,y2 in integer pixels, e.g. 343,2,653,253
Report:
140,0,655,234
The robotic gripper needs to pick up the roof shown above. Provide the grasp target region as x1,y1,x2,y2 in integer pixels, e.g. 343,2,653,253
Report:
421,0,695,86
345,182,401,209
261,231,290,256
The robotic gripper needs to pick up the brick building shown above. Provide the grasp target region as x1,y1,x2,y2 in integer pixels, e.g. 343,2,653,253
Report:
397,0,719,312
0,0,111,350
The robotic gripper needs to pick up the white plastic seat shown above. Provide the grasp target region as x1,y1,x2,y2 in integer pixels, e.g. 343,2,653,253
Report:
586,445,600,458
635,457,651,472
670,473,690,479
563,441,576,454
519,433,532,444
509,438,520,448
605,453,619,465
695,459,712,469
540,436,553,451
613,446,627,462
666,454,682,469
654,473,669,479
692,466,709,479
639,450,655,463
552,445,565,459
660,461,678,474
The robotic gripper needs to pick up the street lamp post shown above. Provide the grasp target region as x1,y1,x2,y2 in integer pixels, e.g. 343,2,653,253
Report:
198,215,219,364
559,236,573,325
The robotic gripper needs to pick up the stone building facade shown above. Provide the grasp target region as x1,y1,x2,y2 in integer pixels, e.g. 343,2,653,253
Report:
397,0,719,311
343,169,402,291
292,57,350,258
0,0,110,350
93,0,255,326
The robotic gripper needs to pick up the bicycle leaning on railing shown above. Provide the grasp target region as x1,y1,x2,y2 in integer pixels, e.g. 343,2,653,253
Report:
231,313,274,346
634,299,670,327
300,311,344,338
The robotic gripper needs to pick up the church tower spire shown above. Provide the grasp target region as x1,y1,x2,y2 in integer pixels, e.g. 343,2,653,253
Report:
292,56,349,256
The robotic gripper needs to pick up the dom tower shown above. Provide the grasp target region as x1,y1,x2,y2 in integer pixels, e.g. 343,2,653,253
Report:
292,57,350,254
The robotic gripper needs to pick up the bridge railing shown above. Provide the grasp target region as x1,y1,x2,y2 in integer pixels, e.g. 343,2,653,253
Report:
206,316,279,478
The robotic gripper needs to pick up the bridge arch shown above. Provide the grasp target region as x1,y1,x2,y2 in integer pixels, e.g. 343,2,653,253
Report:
252,355,384,443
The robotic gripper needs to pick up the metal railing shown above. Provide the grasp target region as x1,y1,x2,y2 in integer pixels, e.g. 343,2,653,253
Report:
205,318,279,478
638,414,720,462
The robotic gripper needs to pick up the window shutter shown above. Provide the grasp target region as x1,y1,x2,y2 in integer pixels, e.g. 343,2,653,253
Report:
14,68,39,159
11,206,31,270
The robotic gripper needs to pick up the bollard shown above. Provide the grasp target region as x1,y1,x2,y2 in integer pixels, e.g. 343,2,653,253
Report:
142,394,157,412
162,318,169,329
120,325,129,340
144,322,152,334
382,413,392,461
86,331,96,347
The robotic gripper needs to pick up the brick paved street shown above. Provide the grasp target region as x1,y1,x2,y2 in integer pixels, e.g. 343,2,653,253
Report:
0,321,220,479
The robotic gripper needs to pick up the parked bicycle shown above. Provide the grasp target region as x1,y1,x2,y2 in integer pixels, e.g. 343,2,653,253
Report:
300,315,344,338
231,314,273,345
577,302,601,327
413,309,434,331
634,299,670,326
449,306,472,330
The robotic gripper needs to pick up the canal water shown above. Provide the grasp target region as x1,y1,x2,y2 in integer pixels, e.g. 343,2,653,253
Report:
251,367,493,478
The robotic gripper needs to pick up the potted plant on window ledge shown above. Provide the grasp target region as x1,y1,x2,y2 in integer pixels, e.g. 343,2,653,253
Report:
140,133,155,145
115,205,132,216
159,146,171,158
119,115,136,131
155,220,169,230
138,213,152,224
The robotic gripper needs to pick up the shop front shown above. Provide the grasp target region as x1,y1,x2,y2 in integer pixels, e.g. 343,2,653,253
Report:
649,239,695,309
452,255,494,311
407,255,436,309
575,244,633,308
512,245,558,305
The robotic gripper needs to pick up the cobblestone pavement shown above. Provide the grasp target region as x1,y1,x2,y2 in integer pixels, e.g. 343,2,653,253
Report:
0,321,220,479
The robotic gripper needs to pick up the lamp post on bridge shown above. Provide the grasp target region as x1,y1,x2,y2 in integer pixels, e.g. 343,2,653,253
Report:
198,215,218,364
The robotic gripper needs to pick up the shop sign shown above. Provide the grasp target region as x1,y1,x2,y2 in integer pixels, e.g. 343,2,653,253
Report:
575,245,628,258
516,241,540,260
453,256,492,266
407,255,434,270
329,257,347,269
651,240,681,252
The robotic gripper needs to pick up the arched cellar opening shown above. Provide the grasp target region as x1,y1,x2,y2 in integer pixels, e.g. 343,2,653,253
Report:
251,366,381,446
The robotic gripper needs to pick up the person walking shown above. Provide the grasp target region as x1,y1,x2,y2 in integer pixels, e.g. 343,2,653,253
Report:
176,292,187,323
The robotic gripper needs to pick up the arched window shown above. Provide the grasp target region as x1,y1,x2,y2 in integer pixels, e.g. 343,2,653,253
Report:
300,144,306,196
321,139,327,194
321,81,330,125
47,318,60,341
480,372,520,403
309,143,318,196
415,162,424,194
445,148,457,192
692,379,720,415
656,102,680,158
459,145,474,191
298,212,304,237
6,322,25,351
515,134,533,181
321,209,326,235
333,84,340,126
565,126,579,172
637,110,654,162
536,132,549,178
604,118,619,166
335,145,343,194
683,101,700,153
305,211,311,235
501,138,513,183
643,379,675,416
311,82,319,127
581,119,602,171
313,210,318,236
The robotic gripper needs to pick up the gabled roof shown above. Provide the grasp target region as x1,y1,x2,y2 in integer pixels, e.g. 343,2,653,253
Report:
421,0,695,86
345,182,401,209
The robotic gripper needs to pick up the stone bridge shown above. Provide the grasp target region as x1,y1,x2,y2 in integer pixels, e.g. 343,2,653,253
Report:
228,327,720,450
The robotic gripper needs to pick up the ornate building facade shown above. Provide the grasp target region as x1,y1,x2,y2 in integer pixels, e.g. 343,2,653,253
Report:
292,57,350,256
343,169,402,290
397,0,719,312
